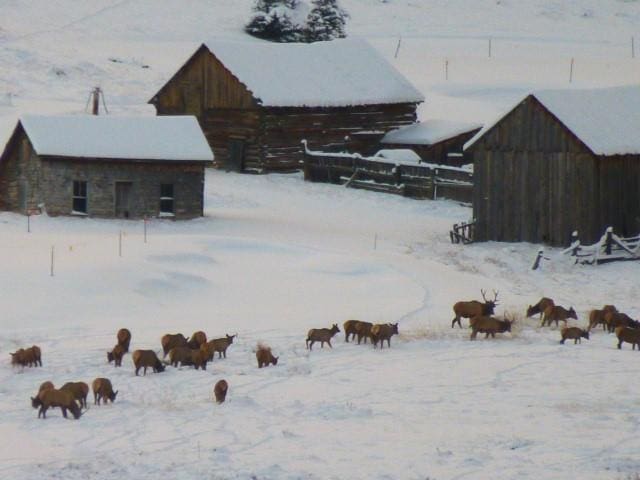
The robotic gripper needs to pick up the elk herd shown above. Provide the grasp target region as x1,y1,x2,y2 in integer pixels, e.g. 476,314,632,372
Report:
10,291,639,421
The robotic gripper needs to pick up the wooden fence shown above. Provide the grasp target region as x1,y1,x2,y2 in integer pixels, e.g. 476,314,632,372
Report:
302,141,473,203
561,226,640,265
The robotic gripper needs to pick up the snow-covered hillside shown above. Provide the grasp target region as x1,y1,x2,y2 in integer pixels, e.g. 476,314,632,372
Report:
2,2,640,479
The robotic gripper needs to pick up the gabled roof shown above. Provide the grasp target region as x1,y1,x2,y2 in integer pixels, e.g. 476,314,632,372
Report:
464,85,640,155
382,119,482,145
154,38,425,108
9,115,213,162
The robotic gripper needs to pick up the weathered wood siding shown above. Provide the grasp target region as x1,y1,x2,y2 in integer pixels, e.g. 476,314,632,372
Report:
151,48,420,172
470,96,640,245
261,104,418,171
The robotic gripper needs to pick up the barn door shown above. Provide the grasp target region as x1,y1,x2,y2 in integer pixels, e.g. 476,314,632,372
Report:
115,182,133,218
227,139,246,172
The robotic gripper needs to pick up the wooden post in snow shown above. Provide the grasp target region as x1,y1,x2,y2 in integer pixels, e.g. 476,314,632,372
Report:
92,87,101,115
488,38,492,58
569,58,574,83
394,36,402,59
50,246,55,277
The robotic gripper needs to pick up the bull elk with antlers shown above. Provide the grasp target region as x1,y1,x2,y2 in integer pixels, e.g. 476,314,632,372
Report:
452,290,499,328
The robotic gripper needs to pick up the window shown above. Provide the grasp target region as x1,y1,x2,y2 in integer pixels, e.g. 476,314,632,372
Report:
160,183,174,216
72,180,87,214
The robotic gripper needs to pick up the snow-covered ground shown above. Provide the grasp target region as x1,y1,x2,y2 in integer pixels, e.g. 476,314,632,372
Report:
2,1,640,479
1,170,639,480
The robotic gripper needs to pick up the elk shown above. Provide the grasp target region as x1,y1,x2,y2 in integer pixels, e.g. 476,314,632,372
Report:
256,345,278,368
33,389,81,419
11,345,42,367
187,331,207,349
452,290,498,328
60,382,89,409
92,378,118,405
588,305,617,331
560,327,589,344
202,334,236,360
370,323,399,348
132,349,165,376
31,381,54,408
355,321,373,345
526,297,555,320
343,320,359,343
117,328,132,352
469,315,512,340
161,333,189,357
214,379,228,404
541,305,577,327
615,326,640,350
605,311,637,333
306,324,340,350
107,344,125,367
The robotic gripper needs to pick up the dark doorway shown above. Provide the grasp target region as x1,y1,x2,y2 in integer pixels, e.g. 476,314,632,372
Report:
115,182,133,218
227,139,246,172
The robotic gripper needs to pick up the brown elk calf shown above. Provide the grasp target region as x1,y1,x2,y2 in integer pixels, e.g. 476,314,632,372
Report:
117,328,132,352
187,331,207,349
452,290,498,328
615,326,640,350
132,349,165,376
470,316,512,340
202,334,237,360
33,388,81,419
107,344,125,367
588,305,617,331
256,345,278,368
355,321,373,345
61,382,90,409
92,378,118,405
169,347,209,370
560,327,589,344
541,305,577,327
161,333,189,357
371,323,399,348
214,380,228,404
31,381,55,408
306,324,340,350
526,297,555,320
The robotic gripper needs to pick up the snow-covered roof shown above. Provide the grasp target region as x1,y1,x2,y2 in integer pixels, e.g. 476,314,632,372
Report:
201,38,425,107
373,149,422,164
464,85,640,155
381,119,482,145
14,115,213,161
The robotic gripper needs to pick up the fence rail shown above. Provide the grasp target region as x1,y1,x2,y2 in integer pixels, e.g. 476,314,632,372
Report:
562,227,640,265
302,141,473,203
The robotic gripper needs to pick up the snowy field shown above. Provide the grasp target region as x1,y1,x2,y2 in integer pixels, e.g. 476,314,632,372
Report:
1,170,639,480
2,1,640,479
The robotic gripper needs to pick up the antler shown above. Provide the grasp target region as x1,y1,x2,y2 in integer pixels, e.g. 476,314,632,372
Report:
481,289,488,301
493,290,499,303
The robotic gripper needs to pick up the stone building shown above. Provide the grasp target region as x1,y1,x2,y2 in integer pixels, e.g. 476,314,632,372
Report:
0,115,213,219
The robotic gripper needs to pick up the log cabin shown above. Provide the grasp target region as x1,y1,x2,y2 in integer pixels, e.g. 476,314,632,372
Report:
148,39,424,172
464,85,640,246
0,115,213,219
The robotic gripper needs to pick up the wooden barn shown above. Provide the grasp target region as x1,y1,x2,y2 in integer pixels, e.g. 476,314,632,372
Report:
465,85,640,246
380,119,481,167
148,39,424,172
0,115,213,219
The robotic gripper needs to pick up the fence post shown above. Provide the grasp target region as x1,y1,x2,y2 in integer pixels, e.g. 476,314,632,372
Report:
570,230,580,256
50,246,55,277
532,249,544,270
605,226,613,255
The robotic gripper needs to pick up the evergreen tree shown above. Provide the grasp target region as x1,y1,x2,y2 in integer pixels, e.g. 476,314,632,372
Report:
305,0,348,42
245,0,304,42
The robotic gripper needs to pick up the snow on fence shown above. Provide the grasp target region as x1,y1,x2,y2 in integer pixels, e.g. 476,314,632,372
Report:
561,226,640,266
449,220,476,244
301,140,473,203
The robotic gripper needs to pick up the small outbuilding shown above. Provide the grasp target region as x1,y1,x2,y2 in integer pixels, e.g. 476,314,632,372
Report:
465,85,640,246
0,115,213,219
380,119,481,167
149,39,424,172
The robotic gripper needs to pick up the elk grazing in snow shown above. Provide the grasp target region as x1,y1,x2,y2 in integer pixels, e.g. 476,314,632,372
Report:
469,315,513,340
526,297,555,320
452,290,499,328
541,305,577,327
